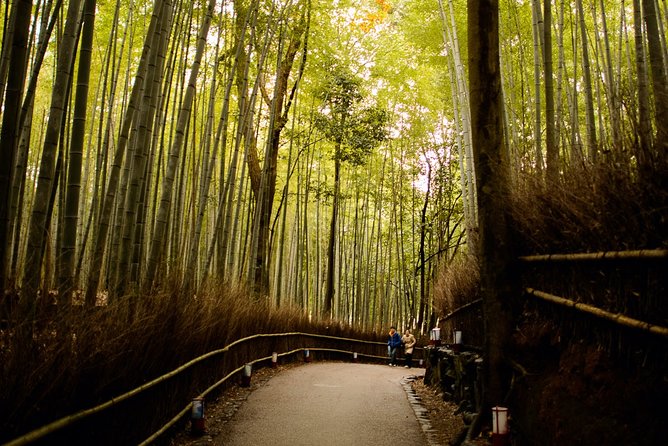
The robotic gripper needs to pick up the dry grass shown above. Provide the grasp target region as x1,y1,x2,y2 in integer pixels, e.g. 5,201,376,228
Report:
433,160,667,343
507,162,666,444
433,254,483,347
510,162,668,254
433,254,480,317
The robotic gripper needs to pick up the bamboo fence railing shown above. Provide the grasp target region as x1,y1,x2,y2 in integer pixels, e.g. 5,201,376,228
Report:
437,249,667,344
525,288,668,338
520,248,667,338
519,248,668,262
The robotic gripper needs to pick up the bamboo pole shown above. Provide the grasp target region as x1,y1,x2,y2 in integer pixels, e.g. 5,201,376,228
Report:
519,248,668,262
526,288,668,338
438,298,483,323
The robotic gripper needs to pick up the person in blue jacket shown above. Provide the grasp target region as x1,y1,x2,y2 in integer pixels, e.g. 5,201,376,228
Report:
387,326,402,366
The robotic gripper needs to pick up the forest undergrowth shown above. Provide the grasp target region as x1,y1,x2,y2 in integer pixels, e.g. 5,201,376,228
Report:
434,159,668,445
0,282,379,443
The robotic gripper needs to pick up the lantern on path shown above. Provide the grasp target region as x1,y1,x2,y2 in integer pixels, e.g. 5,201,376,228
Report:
241,364,252,387
492,406,509,446
304,349,311,363
191,397,205,435
453,330,462,352
429,327,441,346
272,352,278,368
352,352,358,362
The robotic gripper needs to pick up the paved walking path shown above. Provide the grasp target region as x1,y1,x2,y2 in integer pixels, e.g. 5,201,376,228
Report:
216,362,428,446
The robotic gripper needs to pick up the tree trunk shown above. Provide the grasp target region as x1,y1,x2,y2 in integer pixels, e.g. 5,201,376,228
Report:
417,156,431,333
115,0,173,296
531,0,544,172
598,0,622,151
643,0,668,156
184,27,232,290
324,147,341,318
249,1,308,296
633,0,653,169
576,0,598,161
84,0,166,306
468,0,516,431
544,0,558,181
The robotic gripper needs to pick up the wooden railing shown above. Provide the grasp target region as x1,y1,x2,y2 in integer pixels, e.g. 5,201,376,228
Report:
520,248,668,338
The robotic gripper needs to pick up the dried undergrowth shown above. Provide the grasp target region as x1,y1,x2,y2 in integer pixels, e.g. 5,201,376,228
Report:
434,160,668,328
510,161,668,254
433,254,480,318
433,253,483,346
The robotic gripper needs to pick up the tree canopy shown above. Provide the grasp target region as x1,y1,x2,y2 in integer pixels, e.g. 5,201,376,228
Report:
0,0,665,332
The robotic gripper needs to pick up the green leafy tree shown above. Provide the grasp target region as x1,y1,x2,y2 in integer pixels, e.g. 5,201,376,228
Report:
315,64,388,318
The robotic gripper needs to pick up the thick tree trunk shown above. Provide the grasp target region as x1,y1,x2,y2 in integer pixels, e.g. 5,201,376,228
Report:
468,0,516,432
249,2,308,296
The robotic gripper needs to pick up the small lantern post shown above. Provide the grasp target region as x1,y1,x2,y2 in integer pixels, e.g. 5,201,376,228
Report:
191,397,205,435
429,327,441,346
492,406,509,446
241,364,252,387
453,330,462,352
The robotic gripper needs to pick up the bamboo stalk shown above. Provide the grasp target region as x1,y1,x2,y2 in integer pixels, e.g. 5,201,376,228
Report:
439,298,483,323
519,248,668,262
525,288,668,338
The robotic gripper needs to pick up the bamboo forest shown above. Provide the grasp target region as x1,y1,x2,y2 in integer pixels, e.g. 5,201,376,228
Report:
1,0,667,444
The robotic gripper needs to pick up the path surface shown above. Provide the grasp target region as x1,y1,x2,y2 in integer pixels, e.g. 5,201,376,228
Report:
216,362,428,446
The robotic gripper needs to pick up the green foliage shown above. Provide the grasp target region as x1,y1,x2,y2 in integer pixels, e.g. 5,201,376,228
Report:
314,63,388,165
317,64,363,114
344,105,388,164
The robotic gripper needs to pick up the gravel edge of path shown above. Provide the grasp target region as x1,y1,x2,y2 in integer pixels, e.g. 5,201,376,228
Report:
402,374,443,446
